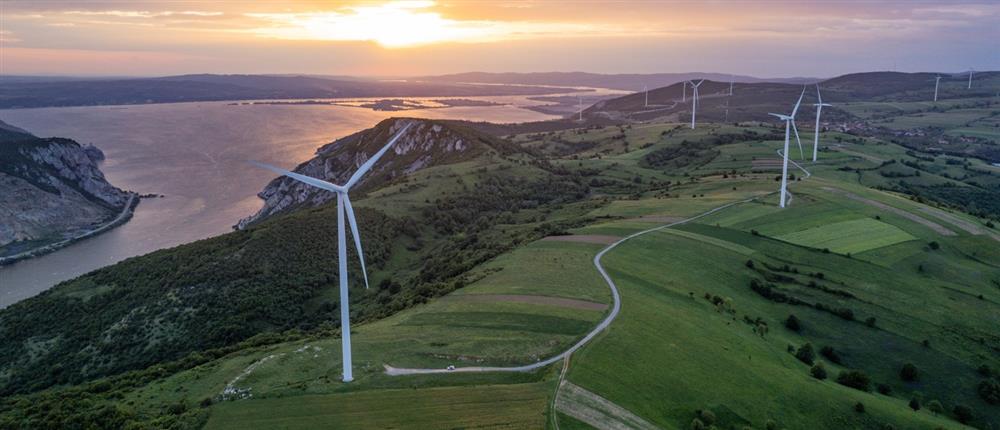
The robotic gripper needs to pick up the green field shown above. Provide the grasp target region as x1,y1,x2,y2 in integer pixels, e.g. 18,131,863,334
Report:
776,218,917,254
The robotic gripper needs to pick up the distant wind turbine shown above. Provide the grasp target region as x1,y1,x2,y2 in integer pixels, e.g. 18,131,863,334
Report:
769,87,806,208
643,85,648,107
811,85,832,162
682,81,687,103
249,121,414,382
968,69,974,89
729,76,734,96
689,79,704,129
934,76,941,102
578,96,583,121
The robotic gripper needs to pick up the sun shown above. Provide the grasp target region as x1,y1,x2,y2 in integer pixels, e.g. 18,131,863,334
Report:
249,1,500,48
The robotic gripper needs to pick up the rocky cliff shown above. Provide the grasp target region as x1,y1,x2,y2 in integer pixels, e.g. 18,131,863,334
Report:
238,117,517,228
0,120,134,255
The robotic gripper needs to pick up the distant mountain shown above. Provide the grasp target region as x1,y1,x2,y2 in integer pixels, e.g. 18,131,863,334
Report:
0,120,135,260
584,71,1000,123
416,71,820,91
0,74,573,109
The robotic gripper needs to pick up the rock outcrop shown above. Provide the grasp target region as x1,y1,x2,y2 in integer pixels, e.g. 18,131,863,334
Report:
0,120,134,255
238,118,513,228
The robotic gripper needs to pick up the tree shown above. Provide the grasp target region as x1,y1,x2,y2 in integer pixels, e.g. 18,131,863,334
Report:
900,363,919,382
928,241,940,250
836,370,872,392
854,402,866,413
926,400,943,415
952,404,973,424
810,362,828,380
820,346,842,365
795,343,815,365
908,398,921,411
698,409,716,426
690,418,706,430
785,315,801,332
978,379,1000,405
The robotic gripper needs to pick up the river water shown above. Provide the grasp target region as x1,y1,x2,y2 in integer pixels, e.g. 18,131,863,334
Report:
0,89,626,308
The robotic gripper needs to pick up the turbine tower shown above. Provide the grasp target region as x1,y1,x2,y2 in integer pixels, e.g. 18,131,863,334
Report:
729,76,734,96
968,69,974,89
769,87,806,208
812,85,832,162
682,81,687,103
934,76,941,102
689,79,704,129
250,121,414,382
578,96,583,121
644,85,649,107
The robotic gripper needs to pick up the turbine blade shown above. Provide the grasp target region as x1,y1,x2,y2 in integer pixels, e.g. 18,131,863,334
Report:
342,194,369,290
345,121,414,189
248,160,345,193
791,87,806,118
792,121,804,159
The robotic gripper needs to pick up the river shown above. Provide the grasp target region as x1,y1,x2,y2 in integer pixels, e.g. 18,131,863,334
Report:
0,89,624,307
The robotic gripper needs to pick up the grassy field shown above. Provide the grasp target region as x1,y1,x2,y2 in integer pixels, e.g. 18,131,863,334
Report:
776,218,917,254
205,383,553,429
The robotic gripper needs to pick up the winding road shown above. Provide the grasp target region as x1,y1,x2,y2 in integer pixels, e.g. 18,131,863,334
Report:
384,197,762,377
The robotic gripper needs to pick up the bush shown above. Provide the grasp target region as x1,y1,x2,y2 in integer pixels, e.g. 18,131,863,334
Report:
811,362,828,380
900,363,919,382
926,400,943,414
978,379,1000,405
909,398,921,411
698,409,716,425
690,418,706,430
820,346,842,365
796,343,815,365
928,241,940,250
952,404,973,424
978,364,992,377
785,315,801,332
745,259,755,269
855,402,865,413
836,370,871,392
877,383,892,395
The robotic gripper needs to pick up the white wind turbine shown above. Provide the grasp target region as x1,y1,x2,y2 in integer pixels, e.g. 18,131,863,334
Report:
769,87,806,208
689,79,704,129
644,85,649,107
968,69,974,89
250,121,414,382
934,75,941,102
811,85,832,162
578,95,583,121
682,81,687,103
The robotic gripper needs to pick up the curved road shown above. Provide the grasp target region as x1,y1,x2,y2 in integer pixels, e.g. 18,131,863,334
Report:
384,197,761,377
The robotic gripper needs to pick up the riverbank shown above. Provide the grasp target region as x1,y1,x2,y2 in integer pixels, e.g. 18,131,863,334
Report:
0,193,140,266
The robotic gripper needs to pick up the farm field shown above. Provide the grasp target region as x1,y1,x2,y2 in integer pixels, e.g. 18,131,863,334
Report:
775,218,917,254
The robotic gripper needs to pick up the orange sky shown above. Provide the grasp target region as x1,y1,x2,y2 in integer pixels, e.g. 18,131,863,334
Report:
1,1,998,77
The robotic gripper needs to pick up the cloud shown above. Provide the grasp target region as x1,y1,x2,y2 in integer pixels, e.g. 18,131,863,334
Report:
0,30,21,43
63,10,223,18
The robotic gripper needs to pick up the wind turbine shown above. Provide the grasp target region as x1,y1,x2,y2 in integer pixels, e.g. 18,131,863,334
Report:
729,76,734,96
689,79,704,129
769,87,806,208
934,76,941,102
643,85,649,107
578,96,583,121
812,85,832,162
968,69,974,89
682,81,687,103
249,121,414,382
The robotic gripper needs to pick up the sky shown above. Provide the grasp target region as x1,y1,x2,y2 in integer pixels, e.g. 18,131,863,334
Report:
1,0,998,78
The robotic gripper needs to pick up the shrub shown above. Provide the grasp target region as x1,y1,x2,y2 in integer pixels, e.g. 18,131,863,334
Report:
928,241,940,250
877,383,892,395
978,379,1000,405
909,398,921,411
690,418,706,430
952,404,973,424
820,346,842,365
926,400,943,414
785,315,801,332
978,364,992,377
765,419,777,430
836,370,872,392
855,402,865,413
865,317,877,328
698,409,716,425
745,259,755,269
811,362,828,380
796,343,815,365
900,363,919,382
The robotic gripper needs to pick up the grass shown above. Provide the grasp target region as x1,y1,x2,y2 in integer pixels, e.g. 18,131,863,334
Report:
205,382,553,430
776,218,917,254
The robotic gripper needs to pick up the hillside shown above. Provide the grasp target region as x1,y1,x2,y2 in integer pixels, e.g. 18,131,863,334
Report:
0,120,135,261
0,74,573,109
0,118,592,398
